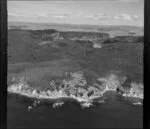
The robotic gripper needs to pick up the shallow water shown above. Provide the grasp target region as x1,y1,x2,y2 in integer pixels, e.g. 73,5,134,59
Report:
7,92,143,129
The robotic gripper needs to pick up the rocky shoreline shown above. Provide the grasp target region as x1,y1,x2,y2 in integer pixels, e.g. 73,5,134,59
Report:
7,81,104,103
7,71,143,108
7,80,143,102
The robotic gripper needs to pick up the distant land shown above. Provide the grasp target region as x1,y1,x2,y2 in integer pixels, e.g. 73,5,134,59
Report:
8,21,143,38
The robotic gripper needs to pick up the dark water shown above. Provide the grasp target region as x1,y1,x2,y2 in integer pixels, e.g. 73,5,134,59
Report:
7,92,143,129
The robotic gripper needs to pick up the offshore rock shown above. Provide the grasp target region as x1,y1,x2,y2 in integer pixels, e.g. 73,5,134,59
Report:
28,106,32,111
80,102,93,108
52,101,64,108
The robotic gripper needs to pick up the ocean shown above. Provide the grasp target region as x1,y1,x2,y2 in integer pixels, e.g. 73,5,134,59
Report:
7,91,143,129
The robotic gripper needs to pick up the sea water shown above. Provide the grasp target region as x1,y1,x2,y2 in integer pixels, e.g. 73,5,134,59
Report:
7,91,143,128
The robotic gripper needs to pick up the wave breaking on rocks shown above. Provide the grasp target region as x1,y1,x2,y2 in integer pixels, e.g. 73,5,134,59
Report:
7,71,143,107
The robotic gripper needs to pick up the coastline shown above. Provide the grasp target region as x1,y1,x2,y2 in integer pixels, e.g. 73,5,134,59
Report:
8,85,101,103
7,82,143,104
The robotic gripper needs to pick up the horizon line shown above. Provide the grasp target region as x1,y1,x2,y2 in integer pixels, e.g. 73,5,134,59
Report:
8,21,144,28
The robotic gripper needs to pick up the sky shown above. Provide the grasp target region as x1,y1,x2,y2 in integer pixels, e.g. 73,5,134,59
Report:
8,0,144,26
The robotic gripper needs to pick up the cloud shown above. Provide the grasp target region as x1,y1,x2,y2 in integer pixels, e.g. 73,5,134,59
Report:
8,12,141,24
113,14,141,21
77,13,84,17
132,15,140,20
114,14,132,20
66,0,141,3
8,12,48,18
8,13,27,17
85,14,109,20
49,13,72,19
36,13,48,18
8,12,73,20
114,0,141,2
52,15,67,19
